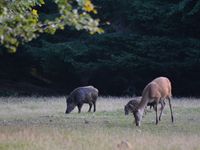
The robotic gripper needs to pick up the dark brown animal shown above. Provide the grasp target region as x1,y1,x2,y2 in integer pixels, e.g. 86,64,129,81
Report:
124,98,141,115
133,77,174,126
65,86,98,114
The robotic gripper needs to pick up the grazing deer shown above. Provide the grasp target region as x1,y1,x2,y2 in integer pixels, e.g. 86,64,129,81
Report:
133,77,174,126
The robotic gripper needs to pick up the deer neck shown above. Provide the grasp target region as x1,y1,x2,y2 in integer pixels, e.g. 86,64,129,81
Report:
137,93,149,113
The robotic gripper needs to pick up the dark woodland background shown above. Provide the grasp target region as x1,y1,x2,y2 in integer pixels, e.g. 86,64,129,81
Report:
0,0,200,97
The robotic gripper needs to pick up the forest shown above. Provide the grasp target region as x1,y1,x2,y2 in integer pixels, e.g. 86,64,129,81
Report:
1,0,200,96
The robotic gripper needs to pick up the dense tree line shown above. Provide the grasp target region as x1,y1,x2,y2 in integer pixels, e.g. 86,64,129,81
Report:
0,0,200,96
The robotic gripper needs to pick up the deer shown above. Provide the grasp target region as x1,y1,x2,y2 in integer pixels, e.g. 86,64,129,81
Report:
133,77,174,126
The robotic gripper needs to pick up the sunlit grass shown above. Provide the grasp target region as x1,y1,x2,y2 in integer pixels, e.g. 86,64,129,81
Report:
0,96,200,150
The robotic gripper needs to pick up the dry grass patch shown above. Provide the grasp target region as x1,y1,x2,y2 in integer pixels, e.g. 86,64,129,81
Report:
0,96,200,150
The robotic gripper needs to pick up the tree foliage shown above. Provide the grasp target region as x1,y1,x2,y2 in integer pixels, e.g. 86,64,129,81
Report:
0,0,103,52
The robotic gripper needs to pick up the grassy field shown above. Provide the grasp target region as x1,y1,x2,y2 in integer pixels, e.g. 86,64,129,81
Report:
0,96,200,150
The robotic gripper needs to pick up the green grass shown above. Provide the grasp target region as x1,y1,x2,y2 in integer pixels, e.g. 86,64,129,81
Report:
0,97,200,150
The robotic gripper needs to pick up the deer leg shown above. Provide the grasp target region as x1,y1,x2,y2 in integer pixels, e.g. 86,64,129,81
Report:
153,103,156,111
159,100,166,121
155,102,158,125
168,97,174,123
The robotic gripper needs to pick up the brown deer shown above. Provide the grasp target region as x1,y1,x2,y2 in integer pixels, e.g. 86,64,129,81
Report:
133,77,174,126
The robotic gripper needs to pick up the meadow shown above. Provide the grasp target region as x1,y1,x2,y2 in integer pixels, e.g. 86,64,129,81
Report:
0,96,200,150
